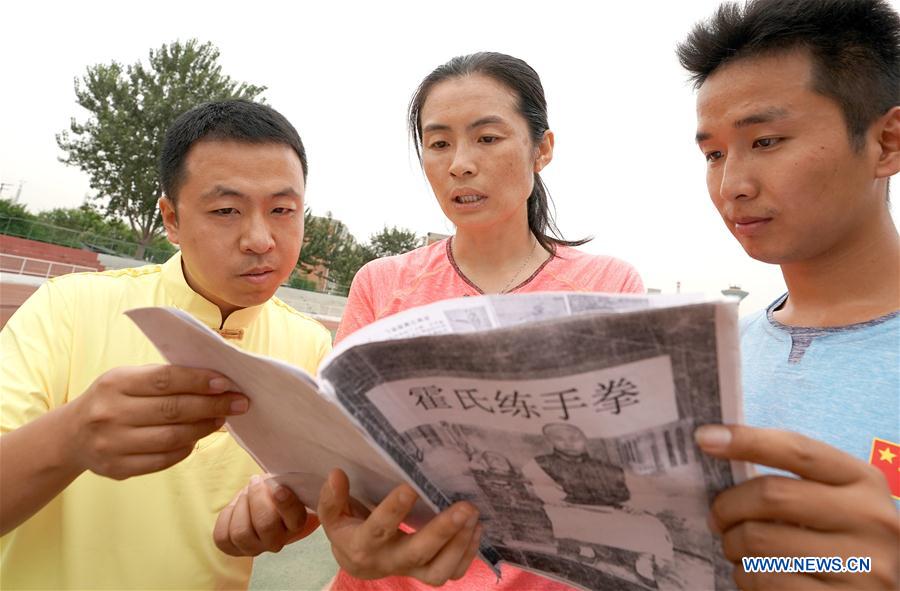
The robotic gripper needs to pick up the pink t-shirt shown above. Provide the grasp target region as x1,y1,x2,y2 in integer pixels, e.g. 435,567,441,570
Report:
336,239,643,344
332,238,644,591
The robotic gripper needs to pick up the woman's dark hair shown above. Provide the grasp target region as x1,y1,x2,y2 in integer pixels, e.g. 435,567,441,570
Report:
408,52,589,254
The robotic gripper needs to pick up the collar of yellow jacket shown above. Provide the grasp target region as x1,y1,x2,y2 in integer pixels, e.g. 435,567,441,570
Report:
160,251,264,339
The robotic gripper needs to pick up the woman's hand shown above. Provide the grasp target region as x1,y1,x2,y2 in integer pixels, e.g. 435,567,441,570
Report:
214,474,319,556
318,468,483,586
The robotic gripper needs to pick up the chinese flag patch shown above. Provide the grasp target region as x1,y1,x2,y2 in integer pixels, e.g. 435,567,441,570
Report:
869,437,900,500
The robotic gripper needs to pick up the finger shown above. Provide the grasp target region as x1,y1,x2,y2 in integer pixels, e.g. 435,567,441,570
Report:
710,475,853,533
389,501,477,573
318,469,355,537
450,524,482,581
230,484,264,555
721,520,858,562
355,482,421,553
407,514,480,585
129,392,248,426
214,495,241,556
265,479,309,533
317,470,372,575
120,419,226,453
125,365,240,397
695,425,865,485
248,476,289,552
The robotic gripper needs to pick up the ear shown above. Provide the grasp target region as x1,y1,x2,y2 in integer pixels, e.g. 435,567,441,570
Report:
534,130,555,173
158,196,180,246
873,105,900,179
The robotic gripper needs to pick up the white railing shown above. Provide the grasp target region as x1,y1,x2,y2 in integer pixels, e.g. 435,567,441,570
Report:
0,253,98,278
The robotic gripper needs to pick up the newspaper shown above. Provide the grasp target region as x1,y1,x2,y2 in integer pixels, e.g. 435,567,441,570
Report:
128,291,746,591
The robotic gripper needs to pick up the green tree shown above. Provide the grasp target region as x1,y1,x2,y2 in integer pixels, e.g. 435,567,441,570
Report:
364,226,423,259
35,203,176,261
290,214,422,296
37,203,133,241
298,210,356,275
0,198,35,238
327,242,367,296
324,225,422,296
57,39,266,259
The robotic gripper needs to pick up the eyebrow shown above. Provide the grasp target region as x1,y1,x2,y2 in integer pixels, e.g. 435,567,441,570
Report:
201,185,301,199
202,185,244,199
695,107,790,143
422,115,508,134
734,107,789,129
272,188,301,198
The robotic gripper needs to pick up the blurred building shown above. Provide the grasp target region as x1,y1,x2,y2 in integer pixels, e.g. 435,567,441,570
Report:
426,232,450,245
721,285,749,301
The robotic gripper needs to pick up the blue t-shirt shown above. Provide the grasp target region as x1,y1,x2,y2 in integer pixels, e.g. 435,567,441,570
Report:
741,294,899,498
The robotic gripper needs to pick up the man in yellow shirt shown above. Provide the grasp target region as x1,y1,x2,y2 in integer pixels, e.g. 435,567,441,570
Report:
0,99,332,589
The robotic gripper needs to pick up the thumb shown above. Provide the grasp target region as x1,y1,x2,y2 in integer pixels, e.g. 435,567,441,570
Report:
317,468,351,527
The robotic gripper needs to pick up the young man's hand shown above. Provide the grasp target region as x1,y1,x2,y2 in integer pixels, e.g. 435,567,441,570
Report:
696,424,900,590
67,365,249,479
317,468,482,586
214,474,319,556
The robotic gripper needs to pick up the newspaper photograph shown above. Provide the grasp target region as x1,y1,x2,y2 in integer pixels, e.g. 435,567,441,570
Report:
320,297,743,591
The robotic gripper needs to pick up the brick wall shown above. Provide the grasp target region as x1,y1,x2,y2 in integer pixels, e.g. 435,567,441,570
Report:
0,235,104,276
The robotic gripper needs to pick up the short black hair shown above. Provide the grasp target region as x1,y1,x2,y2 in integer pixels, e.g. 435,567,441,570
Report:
677,0,900,149
159,99,307,202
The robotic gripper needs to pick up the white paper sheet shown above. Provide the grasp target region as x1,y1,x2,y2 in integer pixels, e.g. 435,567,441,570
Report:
125,307,438,527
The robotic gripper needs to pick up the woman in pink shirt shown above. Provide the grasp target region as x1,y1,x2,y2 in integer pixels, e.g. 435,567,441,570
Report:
322,52,644,591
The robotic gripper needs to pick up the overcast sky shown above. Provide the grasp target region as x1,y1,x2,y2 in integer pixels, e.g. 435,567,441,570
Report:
3,0,897,313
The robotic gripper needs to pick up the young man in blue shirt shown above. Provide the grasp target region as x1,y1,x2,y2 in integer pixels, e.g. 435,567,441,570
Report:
678,0,900,588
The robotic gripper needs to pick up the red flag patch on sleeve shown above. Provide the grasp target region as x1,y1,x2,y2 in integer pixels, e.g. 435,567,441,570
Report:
869,437,900,500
